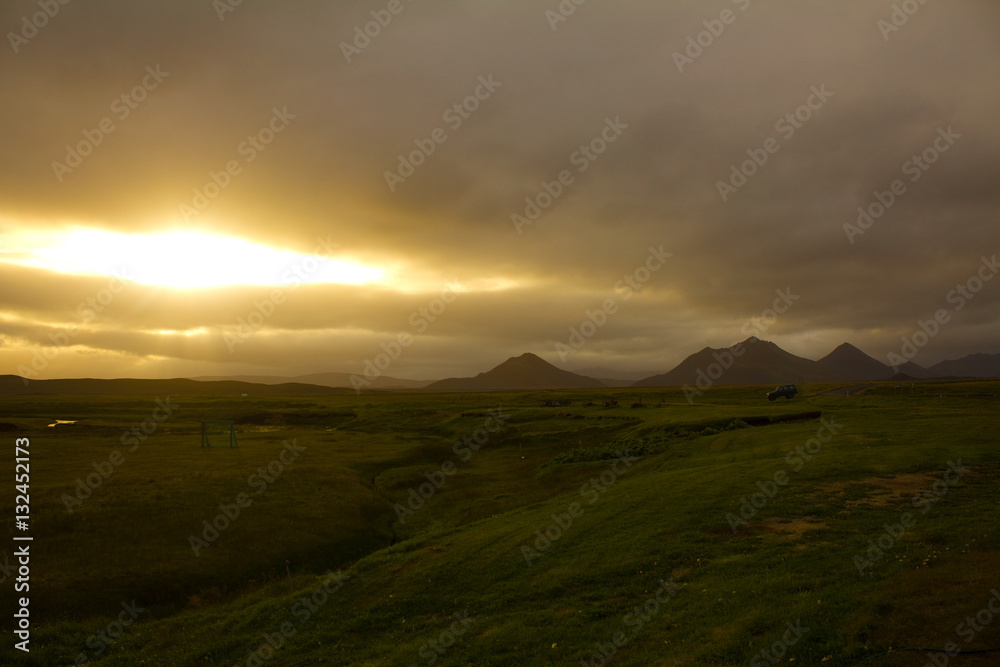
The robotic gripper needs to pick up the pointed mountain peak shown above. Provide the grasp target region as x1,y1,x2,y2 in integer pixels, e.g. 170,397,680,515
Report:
817,342,893,381
737,336,775,349
820,342,868,360
498,352,551,368
820,342,878,361
739,335,776,345
425,352,604,391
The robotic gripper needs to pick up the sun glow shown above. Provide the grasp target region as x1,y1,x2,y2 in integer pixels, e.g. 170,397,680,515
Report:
1,228,385,288
150,328,211,336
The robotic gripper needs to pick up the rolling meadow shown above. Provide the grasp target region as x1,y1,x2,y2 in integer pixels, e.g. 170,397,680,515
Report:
2,381,999,665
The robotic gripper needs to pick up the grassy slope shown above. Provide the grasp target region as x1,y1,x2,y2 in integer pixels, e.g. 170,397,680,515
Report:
2,383,999,665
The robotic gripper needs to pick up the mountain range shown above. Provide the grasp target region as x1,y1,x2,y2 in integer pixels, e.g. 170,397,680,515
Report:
897,353,1000,379
414,339,1000,390
633,337,999,388
3,339,997,395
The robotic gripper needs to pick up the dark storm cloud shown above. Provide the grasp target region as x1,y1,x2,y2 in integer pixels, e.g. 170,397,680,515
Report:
1,0,997,378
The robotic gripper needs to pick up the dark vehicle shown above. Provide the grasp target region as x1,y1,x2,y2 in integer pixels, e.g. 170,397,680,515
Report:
767,384,797,401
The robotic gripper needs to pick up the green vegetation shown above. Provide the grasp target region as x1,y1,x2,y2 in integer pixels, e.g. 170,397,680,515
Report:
2,382,999,665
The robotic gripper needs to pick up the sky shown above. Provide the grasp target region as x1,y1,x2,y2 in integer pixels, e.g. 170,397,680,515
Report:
1,0,998,382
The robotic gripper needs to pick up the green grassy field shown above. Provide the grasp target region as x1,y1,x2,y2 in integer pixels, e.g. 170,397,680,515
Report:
2,381,999,665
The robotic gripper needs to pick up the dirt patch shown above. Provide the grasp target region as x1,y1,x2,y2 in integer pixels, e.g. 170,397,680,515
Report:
761,516,827,537
869,473,939,496
709,518,826,540
815,472,937,507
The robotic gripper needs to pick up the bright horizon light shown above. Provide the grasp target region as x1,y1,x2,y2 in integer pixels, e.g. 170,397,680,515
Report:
0,228,386,288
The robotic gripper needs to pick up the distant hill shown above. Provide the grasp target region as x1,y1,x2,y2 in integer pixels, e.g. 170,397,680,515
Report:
190,372,431,389
571,366,656,383
927,353,1000,378
817,343,893,381
591,377,636,388
425,353,605,391
895,361,934,379
0,376,351,396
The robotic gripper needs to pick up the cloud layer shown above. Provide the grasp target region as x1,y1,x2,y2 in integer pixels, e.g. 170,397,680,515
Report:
1,0,998,380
